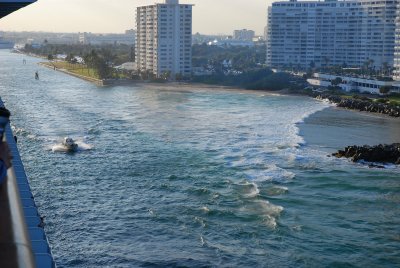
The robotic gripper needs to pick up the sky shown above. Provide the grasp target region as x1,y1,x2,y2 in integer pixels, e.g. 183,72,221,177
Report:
0,0,270,35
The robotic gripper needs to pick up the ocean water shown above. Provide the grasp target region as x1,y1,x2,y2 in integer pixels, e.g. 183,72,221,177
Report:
0,50,399,267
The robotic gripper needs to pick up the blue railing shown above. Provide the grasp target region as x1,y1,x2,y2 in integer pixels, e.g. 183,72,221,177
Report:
0,100,55,268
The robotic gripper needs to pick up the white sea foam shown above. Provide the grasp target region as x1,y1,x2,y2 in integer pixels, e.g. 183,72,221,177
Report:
86,120,103,135
11,125,28,136
11,125,40,141
357,160,400,170
244,164,296,183
235,181,260,198
267,186,289,196
239,200,284,229
263,215,278,229
292,101,332,146
201,206,210,213
255,200,284,217
200,235,206,246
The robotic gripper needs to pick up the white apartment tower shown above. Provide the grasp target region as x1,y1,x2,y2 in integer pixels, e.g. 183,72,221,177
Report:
266,0,397,71
393,1,400,80
136,0,193,79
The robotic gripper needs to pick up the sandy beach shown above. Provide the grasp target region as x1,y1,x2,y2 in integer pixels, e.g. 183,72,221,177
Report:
299,106,400,152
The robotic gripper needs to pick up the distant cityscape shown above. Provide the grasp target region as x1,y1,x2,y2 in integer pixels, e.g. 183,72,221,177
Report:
0,29,264,48
0,1,399,267
2,0,400,94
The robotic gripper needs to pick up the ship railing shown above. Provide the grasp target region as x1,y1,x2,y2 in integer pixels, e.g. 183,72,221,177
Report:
0,135,36,268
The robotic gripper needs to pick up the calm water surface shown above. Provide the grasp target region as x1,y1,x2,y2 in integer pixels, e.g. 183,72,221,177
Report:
0,50,399,267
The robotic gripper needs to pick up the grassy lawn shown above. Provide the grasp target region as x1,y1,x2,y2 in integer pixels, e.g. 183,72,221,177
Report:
43,61,130,80
43,61,100,80
69,67,99,79
340,95,353,99
388,96,400,105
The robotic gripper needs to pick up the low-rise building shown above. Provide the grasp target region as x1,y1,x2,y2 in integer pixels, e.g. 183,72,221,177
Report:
207,39,254,47
308,73,398,94
79,31,135,46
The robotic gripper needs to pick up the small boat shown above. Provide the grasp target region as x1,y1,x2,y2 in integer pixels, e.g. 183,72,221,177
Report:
62,137,78,152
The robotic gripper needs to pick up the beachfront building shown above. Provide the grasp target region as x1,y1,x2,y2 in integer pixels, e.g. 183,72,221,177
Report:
135,0,193,79
266,0,397,71
393,2,400,80
308,73,397,94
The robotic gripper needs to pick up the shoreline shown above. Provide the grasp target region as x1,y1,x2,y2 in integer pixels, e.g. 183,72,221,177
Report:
313,92,400,118
36,58,293,94
38,62,105,86
299,106,400,151
24,51,398,119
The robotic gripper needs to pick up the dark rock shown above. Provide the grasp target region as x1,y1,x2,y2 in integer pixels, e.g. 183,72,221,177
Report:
314,93,400,117
333,143,400,165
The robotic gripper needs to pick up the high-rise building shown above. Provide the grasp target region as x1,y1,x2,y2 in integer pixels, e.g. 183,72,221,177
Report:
233,29,255,41
136,0,193,79
393,2,400,80
266,0,397,71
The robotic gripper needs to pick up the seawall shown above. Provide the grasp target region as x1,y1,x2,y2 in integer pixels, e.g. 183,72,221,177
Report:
38,62,105,86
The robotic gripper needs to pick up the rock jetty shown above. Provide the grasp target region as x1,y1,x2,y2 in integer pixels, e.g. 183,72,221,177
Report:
313,93,400,117
333,144,400,165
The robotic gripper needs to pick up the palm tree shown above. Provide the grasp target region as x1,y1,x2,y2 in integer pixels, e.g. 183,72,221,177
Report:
382,62,390,76
368,59,375,75
363,58,374,75
323,56,330,69
309,61,315,71
331,77,343,87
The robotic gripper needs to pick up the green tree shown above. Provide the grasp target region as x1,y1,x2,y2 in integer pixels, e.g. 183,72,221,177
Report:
381,62,390,76
322,56,330,69
331,77,343,86
161,71,171,80
66,53,74,63
363,58,374,75
309,61,315,70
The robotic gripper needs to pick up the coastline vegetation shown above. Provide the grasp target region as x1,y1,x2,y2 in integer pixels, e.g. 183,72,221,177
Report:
20,42,400,110
23,43,133,66
192,68,305,91
191,44,306,90
192,43,266,71
42,61,100,79
23,43,133,80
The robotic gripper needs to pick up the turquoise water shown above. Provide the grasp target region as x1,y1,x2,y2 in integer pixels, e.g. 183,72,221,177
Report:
1,50,399,267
